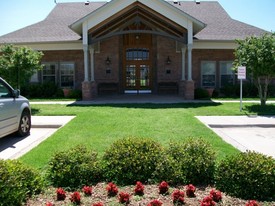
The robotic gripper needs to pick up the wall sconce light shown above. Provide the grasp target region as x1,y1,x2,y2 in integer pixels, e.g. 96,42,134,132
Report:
166,56,171,65
105,56,111,65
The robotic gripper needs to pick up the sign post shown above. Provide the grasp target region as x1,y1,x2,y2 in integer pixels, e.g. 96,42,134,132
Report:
238,66,246,111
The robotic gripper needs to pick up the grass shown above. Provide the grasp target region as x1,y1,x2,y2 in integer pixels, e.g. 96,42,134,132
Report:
20,102,275,170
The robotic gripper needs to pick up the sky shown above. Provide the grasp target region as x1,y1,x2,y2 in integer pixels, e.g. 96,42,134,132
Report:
0,0,274,36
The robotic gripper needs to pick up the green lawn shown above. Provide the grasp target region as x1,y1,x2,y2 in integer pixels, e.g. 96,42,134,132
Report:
20,102,275,170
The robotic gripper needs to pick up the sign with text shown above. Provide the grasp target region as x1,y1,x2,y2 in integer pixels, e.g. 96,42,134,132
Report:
238,66,246,80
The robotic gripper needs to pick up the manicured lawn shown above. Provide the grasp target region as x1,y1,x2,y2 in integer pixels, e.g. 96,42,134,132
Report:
20,102,275,170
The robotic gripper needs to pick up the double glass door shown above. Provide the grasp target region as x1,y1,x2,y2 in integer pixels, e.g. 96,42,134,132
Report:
124,48,151,92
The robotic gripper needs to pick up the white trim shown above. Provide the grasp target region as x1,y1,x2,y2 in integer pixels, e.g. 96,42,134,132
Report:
16,42,83,51
193,41,237,49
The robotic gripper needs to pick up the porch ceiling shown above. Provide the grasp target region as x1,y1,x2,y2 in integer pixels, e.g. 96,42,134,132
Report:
88,2,188,43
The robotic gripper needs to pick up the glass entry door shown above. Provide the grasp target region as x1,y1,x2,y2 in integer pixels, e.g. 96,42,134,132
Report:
124,48,152,92
123,34,152,93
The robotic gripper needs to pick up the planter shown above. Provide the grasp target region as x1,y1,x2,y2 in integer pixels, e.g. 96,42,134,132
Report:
63,88,71,97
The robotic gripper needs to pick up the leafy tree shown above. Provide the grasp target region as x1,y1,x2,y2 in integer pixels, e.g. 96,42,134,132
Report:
234,32,275,105
0,44,43,89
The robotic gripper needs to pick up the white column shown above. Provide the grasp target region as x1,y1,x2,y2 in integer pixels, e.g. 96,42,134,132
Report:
83,44,89,81
82,21,89,81
187,44,193,80
181,46,186,80
187,20,193,81
90,47,95,82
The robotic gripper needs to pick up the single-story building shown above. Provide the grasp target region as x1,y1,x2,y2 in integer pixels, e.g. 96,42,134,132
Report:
0,0,267,100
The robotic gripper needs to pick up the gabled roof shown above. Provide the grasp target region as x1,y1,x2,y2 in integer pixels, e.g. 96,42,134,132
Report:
0,1,267,44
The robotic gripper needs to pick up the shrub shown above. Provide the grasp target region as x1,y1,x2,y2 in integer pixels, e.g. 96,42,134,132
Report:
245,200,260,206
185,184,196,197
159,181,169,194
194,88,210,99
172,189,185,204
0,159,44,206
102,137,164,184
167,138,216,185
67,89,82,99
21,82,64,98
47,145,101,189
134,181,145,196
215,151,275,201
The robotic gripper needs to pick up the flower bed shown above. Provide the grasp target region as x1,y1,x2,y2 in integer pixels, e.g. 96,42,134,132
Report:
27,183,274,206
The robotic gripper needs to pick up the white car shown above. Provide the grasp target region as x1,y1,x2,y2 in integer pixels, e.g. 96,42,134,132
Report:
0,77,31,138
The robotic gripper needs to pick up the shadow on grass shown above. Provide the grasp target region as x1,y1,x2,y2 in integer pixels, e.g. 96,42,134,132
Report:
244,104,275,115
67,102,222,109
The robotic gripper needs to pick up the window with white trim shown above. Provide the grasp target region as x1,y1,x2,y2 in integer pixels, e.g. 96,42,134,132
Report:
60,63,75,88
42,63,57,84
201,61,216,88
220,61,234,88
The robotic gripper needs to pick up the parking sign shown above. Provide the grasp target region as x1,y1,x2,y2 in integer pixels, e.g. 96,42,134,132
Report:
238,66,246,80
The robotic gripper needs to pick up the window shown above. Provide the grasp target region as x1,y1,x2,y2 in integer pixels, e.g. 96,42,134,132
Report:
220,61,234,87
201,61,216,87
42,63,57,84
126,48,149,60
60,63,75,88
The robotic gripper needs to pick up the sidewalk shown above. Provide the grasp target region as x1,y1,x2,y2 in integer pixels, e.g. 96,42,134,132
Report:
196,116,275,158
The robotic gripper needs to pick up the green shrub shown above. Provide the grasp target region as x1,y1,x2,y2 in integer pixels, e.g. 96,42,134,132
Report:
194,88,210,99
0,159,44,206
68,89,82,99
102,137,164,185
47,145,101,189
167,138,216,185
215,151,275,201
21,82,64,98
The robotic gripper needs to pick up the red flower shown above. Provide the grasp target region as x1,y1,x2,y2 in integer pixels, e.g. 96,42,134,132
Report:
158,181,169,194
106,182,118,196
45,202,53,206
92,202,104,206
82,185,93,196
147,199,163,206
186,184,196,197
70,191,81,205
134,181,145,196
200,196,216,206
118,191,131,204
56,187,66,201
245,200,260,206
172,189,185,204
209,189,222,202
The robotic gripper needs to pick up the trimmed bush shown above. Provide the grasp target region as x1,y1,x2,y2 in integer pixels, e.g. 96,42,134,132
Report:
0,159,44,206
47,145,101,189
215,151,275,201
194,88,210,99
102,137,164,185
167,138,216,185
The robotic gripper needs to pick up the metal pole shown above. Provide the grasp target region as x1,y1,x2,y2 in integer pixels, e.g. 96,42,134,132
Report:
240,79,243,112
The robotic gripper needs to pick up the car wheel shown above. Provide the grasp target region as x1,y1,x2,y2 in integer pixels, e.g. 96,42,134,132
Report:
18,110,31,137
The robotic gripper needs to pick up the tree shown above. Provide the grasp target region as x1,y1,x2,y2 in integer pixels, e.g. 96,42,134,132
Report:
0,44,43,89
234,32,275,106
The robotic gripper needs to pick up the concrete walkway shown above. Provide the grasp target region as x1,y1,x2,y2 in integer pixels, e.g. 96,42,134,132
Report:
197,116,275,158
0,116,75,160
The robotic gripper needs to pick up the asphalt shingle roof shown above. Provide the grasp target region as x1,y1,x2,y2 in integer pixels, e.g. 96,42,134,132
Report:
0,1,267,44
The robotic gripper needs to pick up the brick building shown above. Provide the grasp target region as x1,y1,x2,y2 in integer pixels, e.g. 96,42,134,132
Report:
0,0,267,100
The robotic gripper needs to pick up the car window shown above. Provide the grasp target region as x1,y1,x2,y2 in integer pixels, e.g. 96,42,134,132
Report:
0,82,12,98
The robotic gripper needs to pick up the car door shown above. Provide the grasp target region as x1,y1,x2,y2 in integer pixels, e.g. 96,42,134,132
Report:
0,81,18,137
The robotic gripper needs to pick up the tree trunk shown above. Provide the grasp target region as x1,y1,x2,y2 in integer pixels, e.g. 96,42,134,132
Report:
257,76,270,106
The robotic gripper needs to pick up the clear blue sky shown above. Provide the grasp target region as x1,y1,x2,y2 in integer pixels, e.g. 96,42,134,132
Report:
0,0,274,36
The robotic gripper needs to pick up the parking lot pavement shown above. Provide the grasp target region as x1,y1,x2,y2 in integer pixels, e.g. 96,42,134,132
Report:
196,116,275,158
0,116,75,160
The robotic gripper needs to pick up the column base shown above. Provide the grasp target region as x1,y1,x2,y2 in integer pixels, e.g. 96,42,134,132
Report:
82,81,97,100
184,80,195,100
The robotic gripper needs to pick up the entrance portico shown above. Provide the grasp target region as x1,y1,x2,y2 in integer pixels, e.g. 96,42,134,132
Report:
70,0,205,100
